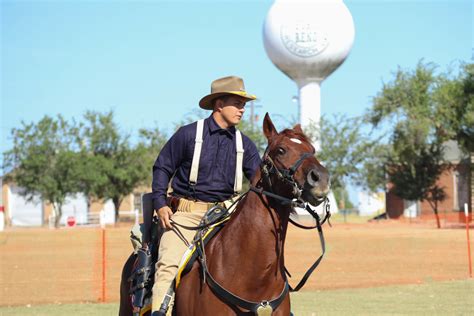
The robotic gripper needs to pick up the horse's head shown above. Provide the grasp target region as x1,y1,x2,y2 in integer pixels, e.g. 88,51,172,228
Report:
260,113,330,207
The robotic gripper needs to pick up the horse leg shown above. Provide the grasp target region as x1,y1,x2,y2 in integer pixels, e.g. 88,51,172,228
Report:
119,253,137,316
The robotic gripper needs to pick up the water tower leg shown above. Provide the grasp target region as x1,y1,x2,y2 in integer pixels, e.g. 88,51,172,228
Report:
299,81,321,152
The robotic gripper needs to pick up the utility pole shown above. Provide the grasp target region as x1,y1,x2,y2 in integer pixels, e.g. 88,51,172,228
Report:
250,101,255,130
249,100,262,131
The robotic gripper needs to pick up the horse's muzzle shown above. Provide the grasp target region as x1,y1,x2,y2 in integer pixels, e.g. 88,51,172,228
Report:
302,168,330,206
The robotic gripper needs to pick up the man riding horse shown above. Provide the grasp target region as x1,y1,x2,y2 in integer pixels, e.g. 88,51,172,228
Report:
151,76,261,315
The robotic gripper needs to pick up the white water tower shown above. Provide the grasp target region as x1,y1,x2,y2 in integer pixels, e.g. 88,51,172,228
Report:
263,0,355,151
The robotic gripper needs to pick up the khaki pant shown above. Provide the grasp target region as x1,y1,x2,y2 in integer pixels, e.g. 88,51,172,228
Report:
151,199,218,313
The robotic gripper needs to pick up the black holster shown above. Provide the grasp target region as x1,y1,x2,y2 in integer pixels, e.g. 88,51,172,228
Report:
130,246,155,309
166,195,181,213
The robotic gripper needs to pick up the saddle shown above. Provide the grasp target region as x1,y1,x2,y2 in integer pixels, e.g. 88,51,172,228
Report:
175,207,230,287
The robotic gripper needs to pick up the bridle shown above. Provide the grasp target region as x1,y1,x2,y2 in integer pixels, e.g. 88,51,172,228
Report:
251,148,315,207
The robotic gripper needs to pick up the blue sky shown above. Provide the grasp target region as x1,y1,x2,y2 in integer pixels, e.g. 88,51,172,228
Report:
1,0,472,198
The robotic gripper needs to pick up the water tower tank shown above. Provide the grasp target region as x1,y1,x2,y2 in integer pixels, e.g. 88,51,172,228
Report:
263,0,355,149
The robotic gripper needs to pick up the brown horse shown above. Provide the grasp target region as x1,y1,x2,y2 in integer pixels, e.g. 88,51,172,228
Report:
119,113,330,315
173,113,330,315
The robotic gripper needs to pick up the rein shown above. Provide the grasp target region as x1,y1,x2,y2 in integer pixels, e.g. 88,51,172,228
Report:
289,197,332,229
287,201,330,292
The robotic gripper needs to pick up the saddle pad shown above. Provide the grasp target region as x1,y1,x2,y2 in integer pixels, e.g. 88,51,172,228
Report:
175,217,230,287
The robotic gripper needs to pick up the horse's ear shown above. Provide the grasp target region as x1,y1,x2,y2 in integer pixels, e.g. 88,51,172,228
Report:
263,112,277,141
293,124,303,134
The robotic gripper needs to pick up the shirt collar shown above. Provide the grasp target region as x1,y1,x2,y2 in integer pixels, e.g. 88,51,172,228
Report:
207,115,236,137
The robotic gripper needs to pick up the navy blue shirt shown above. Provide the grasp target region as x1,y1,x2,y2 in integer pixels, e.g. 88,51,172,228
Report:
152,115,261,210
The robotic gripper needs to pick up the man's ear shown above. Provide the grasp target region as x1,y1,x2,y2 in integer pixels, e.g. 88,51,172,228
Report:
263,112,278,141
213,99,223,112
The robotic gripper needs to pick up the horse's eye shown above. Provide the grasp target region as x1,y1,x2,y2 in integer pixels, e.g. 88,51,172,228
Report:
277,147,286,155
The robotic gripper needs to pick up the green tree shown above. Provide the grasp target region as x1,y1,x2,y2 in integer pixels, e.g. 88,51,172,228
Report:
75,111,120,213
357,142,391,193
137,125,168,185
3,116,81,227
387,142,449,228
102,143,148,220
74,152,112,210
304,114,378,210
458,64,474,152
238,116,267,154
78,111,150,220
434,63,474,153
366,61,464,227
236,114,267,192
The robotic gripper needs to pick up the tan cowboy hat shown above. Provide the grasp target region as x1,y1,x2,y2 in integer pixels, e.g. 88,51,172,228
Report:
199,76,257,110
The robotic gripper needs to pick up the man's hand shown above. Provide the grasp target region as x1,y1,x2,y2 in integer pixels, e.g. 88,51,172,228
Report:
158,206,174,229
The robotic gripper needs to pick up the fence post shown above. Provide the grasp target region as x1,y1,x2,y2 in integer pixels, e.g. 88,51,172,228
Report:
99,210,106,229
101,226,106,302
465,203,472,278
0,206,4,231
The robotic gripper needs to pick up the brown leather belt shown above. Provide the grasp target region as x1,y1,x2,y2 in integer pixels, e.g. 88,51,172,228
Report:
166,196,223,213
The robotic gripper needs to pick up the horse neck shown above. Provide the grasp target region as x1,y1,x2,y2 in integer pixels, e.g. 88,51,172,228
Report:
246,168,292,235
221,169,291,280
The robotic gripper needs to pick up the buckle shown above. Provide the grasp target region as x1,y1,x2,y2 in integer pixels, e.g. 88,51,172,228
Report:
256,301,273,316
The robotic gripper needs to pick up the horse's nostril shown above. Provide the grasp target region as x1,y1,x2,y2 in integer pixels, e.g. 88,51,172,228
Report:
307,169,320,186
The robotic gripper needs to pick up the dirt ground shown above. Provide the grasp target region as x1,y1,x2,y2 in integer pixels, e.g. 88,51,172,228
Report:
0,219,472,306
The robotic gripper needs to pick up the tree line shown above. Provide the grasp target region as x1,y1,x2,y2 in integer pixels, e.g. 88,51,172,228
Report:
314,61,472,227
3,111,167,227
3,61,472,228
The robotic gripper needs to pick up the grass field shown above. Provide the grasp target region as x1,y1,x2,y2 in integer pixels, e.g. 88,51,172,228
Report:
1,280,472,315
1,217,472,314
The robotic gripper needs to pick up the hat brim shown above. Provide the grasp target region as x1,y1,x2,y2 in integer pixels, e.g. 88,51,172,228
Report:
199,91,257,110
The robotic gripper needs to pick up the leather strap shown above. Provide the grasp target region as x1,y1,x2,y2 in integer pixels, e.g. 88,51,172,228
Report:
288,204,327,292
203,255,289,313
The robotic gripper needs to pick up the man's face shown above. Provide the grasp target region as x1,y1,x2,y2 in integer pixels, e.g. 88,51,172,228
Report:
216,96,247,127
